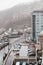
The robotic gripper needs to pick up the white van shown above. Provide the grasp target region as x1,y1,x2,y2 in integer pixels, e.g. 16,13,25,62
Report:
22,62,26,65
16,62,20,65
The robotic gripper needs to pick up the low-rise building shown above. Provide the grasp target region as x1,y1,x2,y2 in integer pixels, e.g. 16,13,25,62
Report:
32,11,43,42
38,31,43,50
38,31,43,65
13,44,36,64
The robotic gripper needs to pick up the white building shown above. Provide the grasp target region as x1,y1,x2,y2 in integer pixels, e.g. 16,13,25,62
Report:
32,11,43,42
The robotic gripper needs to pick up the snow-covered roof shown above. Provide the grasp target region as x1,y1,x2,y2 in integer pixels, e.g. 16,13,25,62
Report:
0,28,6,34
11,30,18,34
19,46,28,56
39,31,43,35
18,29,23,33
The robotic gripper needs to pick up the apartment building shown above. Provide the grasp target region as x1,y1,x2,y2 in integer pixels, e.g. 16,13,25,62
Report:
32,11,43,42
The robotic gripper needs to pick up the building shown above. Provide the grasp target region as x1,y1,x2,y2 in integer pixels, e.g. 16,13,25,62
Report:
19,46,28,56
13,45,36,64
32,11,43,42
38,30,43,50
38,31,43,65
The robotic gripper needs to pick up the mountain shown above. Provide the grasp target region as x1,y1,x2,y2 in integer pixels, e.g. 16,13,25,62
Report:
0,0,43,29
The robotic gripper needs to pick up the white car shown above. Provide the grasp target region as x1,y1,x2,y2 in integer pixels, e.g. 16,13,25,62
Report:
22,62,26,65
16,62,20,65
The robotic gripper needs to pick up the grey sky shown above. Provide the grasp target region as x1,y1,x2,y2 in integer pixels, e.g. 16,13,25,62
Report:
0,0,40,11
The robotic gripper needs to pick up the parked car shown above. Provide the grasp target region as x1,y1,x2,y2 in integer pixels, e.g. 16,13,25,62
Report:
16,62,20,65
29,63,34,65
38,60,42,65
22,62,26,65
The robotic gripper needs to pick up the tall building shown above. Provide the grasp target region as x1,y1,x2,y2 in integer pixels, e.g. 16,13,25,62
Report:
32,11,43,42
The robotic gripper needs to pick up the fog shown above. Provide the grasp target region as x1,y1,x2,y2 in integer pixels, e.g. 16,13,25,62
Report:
0,0,40,11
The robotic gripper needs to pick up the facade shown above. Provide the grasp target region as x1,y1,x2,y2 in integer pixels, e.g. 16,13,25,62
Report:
38,31,43,65
32,11,43,42
38,31,43,50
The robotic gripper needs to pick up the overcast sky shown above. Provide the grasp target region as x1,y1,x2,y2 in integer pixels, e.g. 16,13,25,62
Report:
0,0,40,11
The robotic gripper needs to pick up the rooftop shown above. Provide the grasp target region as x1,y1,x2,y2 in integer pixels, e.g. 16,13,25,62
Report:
33,11,43,13
38,30,43,36
19,46,28,56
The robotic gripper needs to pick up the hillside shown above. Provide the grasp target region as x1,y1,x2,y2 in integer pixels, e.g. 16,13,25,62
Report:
0,0,43,29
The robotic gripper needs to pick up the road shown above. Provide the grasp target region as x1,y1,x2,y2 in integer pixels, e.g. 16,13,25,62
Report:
0,46,8,65
0,35,23,65
9,34,30,45
2,34,30,65
4,35,25,65
6,51,15,65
